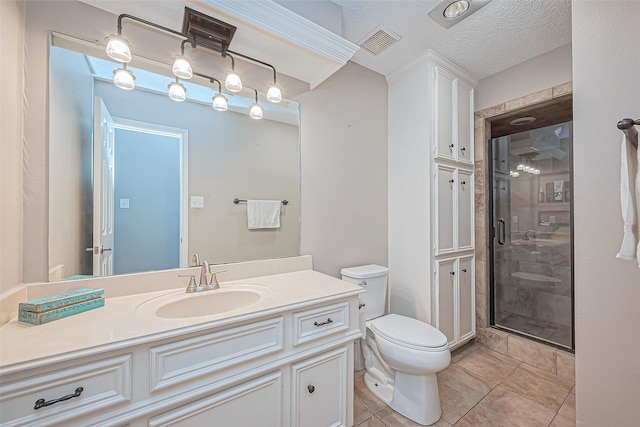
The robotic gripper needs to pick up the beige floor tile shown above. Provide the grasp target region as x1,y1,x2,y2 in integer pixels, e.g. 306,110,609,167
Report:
477,327,509,355
454,405,519,427
519,362,574,390
376,407,451,427
507,335,557,373
356,416,387,427
354,396,374,425
479,385,556,427
437,364,496,402
354,375,387,414
437,382,477,425
556,350,575,381
557,392,576,421
455,347,520,384
500,364,572,411
450,340,482,364
549,414,575,427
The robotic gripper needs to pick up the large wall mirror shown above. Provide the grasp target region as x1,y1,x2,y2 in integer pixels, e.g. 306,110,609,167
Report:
48,33,301,282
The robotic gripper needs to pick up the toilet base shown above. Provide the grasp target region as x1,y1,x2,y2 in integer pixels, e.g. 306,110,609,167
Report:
391,371,442,425
363,372,393,404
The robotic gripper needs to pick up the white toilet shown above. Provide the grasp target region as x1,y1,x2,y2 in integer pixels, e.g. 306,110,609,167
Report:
341,265,451,426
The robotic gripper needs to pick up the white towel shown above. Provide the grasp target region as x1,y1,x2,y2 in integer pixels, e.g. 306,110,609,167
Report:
247,200,281,229
616,131,639,267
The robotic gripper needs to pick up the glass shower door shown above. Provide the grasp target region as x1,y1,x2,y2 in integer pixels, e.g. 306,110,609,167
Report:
490,122,573,350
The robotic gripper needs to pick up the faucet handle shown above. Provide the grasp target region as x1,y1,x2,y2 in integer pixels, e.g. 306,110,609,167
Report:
207,268,227,289
178,274,200,293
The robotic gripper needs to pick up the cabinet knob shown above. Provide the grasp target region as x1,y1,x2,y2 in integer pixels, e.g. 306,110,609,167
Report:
460,180,466,185
449,144,454,149
461,147,466,152
462,268,467,273
307,385,315,394
449,179,455,184
449,271,455,276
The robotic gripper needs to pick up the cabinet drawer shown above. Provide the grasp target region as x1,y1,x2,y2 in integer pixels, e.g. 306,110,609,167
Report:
150,317,283,392
292,302,349,346
0,354,131,427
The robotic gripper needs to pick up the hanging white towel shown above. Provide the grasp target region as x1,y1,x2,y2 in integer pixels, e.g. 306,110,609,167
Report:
616,131,639,267
247,200,281,229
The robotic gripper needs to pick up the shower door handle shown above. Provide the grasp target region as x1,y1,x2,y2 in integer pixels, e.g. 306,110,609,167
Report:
497,218,506,245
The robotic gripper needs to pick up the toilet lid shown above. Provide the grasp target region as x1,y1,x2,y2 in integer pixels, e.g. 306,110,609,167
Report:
370,314,448,350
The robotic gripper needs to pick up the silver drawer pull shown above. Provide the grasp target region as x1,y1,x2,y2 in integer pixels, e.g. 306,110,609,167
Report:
34,387,83,410
314,318,333,327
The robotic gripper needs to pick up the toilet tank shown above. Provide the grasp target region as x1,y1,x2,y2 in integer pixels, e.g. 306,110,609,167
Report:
341,264,389,321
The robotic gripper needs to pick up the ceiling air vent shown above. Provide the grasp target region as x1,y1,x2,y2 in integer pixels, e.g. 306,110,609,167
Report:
358,26,402,55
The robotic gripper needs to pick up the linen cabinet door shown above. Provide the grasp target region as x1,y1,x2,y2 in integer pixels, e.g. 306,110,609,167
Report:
148,372,282,427
434,66,455,161
435,165,456,255
456,79,474,165
435,258,457,347
458,256,475,343
292,348,348,427
457,169,474,251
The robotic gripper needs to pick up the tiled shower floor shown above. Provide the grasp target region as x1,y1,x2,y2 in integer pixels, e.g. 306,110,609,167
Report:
353,341,575,426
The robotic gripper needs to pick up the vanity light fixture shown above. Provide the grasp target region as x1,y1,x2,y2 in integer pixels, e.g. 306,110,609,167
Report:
211,79,228,111
249,89,263,120
104,8,282,117
113,63,135,90
168,78,187,102
224,54,243,92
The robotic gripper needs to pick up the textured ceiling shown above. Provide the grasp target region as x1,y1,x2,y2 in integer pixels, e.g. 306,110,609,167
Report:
332,0,572,80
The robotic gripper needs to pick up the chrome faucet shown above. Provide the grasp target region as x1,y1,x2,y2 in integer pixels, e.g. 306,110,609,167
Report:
178,261,227,293
199,261,210,286
206,267,227,290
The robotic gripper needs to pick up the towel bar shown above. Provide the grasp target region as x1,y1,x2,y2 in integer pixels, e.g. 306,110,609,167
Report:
233,198,288,206
617,117,639,149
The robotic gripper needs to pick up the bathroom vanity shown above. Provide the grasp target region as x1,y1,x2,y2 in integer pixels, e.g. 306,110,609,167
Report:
0,261,362,427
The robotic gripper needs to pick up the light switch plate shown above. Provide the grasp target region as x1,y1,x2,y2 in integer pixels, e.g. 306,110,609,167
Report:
512,216,518,224
120,199,129,209
191,196,204,208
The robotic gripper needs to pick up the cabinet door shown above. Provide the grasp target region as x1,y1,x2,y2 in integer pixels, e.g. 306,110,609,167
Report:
456,80,474,165
435,258,457,347
292,347,347,427
435,165,456,255
148,372,282,427
458,256,475,343
457,169,474,251
434,66,455,160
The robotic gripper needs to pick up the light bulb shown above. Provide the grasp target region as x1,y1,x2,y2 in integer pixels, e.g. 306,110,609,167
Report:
249,103,263,120
212,93,228,111
443,0,470,20
172,55,193,79
517,163,525,171
512,172,520,177
225,72,242,92
267,85,282,103
113,67,135,90
168,81,187,102
533,169,541,175
105,34,132,63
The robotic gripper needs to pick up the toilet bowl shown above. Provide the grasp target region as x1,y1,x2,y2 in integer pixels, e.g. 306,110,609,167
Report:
341,265,451,426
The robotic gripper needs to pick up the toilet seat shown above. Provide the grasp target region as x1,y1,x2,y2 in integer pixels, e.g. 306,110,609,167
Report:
370,314,448,352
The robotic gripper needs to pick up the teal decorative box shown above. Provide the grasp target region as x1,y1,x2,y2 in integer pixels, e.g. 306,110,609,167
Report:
19,288,104,312
18,288,105,325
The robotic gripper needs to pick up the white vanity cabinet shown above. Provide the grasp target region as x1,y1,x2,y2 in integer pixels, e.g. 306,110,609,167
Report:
388,50,476,350
0,295,360,427
434,255,475,348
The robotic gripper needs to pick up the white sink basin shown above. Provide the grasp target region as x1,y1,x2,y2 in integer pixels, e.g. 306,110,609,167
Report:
136,284,270,319
156,290,261,318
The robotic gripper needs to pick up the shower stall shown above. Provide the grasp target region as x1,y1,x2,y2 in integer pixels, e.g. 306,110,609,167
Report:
489,121,574,350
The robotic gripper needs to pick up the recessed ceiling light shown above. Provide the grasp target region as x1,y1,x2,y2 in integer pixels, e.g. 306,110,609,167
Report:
509,116,537,126
444,1,470,20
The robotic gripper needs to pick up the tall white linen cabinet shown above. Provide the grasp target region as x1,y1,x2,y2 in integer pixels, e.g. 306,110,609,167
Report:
388,50,477,350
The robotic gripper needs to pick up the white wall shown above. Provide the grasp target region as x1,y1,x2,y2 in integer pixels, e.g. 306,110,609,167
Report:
298,62,388,277
0,0,24,296
572,2,640,425
475,43,573,111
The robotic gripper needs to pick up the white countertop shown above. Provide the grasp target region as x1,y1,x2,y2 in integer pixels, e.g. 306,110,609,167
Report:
0,270,362,373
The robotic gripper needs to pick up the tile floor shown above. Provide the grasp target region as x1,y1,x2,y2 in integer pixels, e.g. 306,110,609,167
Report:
353,341,575,427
